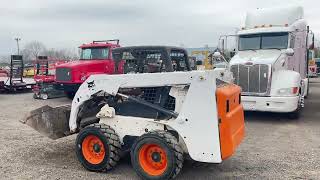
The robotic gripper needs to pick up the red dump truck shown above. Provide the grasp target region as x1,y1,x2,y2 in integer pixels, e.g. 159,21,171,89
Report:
54,40,122,98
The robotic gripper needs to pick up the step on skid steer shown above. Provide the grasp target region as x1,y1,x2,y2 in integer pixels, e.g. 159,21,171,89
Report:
22,46,245,179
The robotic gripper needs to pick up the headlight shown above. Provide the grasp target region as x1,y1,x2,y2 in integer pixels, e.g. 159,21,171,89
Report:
80,74,87,81
277,87,299,96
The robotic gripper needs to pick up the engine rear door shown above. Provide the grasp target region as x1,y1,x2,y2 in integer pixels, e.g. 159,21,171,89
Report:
216,84,245,160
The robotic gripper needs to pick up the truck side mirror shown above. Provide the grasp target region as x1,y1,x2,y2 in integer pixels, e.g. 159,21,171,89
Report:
230,50,236,58
285,48,294,56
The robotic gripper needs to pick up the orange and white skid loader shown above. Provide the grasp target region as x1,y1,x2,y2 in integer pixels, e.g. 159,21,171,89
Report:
22,48,245,179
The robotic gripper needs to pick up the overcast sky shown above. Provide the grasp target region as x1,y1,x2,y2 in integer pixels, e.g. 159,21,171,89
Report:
0,0,318,56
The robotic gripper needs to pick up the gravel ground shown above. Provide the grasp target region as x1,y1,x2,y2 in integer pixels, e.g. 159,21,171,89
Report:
0,78,320,180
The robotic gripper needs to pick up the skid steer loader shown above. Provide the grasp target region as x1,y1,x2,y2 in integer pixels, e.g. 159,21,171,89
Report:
22,46,245,179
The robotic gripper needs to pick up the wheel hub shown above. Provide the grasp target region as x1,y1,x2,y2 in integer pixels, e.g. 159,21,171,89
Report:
81,135,106,164
151,152,161,162
138,144,168,176
93,143,101,153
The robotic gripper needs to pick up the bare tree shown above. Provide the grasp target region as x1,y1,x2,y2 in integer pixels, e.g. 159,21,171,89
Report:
20,41,78,62
0,55,9,66
22,41,46,62
21,49,32,63
45,48,79,61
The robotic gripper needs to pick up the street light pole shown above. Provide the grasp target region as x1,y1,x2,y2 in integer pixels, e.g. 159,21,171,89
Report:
14,38,21,55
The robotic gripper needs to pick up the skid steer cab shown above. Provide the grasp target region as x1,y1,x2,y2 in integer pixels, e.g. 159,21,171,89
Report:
22,46,245,180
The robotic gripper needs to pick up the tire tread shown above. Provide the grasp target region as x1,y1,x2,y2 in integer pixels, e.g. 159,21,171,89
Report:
86,123,121,171
146,130,184,179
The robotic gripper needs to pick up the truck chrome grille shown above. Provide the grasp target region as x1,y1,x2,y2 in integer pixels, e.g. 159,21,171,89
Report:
56,68,71,81
231,64,270,95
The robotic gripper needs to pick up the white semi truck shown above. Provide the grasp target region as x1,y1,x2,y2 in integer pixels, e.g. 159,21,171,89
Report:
227,6,314,117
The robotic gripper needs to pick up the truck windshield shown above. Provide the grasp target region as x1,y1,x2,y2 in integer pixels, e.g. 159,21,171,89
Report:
239,33,289,51
80,47,110,60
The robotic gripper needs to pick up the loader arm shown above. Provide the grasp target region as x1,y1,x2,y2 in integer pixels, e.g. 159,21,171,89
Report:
69,71,207,132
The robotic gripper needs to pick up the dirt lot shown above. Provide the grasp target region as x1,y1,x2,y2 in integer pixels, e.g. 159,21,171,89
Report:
0,79,320,180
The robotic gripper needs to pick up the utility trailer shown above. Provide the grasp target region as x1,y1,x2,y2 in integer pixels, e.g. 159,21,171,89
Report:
2,55,35,92
221,6,314,118
22,46,245,179
32,56,66,100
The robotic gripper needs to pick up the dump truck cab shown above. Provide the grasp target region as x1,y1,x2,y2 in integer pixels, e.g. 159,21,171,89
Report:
54,40,121,98
227,6,314,117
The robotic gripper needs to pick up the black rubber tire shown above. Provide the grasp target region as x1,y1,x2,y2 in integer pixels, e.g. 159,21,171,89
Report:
288,109,301,119
40,93,48,100
65,91,75,100
131,130,184,180
305,78,310,99
33,93,38,99
75,123,121,172
288,91,303,119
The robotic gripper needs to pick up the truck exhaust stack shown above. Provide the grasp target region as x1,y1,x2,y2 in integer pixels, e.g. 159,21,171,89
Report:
21,105,71,140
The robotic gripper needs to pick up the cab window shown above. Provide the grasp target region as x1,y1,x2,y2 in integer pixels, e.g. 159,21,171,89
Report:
170,51,188,71
80,48,110,60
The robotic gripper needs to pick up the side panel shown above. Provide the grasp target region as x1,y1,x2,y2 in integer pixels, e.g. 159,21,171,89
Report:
292,24,307,79
302,78,308,97
165,72,223,163
99,116,166,144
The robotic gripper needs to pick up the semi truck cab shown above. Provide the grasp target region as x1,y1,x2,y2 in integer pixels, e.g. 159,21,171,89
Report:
228,6,314,117
55,40,121,98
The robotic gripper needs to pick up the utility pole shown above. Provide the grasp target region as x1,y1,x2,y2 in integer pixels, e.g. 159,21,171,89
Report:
14,37,21,55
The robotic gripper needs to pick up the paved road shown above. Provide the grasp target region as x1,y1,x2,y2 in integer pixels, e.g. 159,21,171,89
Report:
0,78,319,179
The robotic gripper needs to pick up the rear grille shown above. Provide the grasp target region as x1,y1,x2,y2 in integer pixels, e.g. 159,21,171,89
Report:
56,68,71,81
231,64,271,95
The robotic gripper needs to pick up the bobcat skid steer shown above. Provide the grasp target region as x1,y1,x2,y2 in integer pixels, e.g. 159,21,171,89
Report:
22,46,245,180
